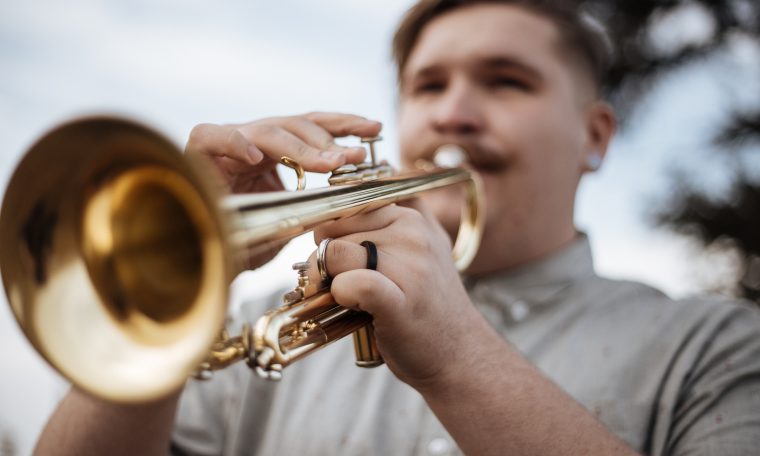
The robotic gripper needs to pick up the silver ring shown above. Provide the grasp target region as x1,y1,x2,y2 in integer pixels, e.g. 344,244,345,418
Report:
317,238,332,285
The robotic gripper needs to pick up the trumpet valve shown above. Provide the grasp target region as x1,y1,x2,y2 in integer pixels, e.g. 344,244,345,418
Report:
328,161,394,186
360,136,382,166
283,261,321,305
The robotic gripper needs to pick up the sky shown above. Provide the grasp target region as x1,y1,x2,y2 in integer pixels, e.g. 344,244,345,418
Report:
1,1,759,453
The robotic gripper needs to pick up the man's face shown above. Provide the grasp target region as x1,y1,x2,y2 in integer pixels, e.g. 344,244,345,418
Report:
397,4,604,274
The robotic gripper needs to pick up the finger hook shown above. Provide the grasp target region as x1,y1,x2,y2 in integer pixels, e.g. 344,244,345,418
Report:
280,156,306,191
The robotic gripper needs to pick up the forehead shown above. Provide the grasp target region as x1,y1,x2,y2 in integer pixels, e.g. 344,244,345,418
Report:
403,4,564,78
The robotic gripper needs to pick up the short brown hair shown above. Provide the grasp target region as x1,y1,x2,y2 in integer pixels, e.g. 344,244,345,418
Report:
392,0,612,91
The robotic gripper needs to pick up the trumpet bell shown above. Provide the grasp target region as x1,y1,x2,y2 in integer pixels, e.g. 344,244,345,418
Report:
0,117,231,402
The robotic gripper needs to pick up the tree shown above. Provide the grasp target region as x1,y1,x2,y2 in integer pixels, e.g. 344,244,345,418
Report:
582,0,760,301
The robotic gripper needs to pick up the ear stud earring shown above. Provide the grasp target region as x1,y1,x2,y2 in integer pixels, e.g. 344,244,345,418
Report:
587,152,603,171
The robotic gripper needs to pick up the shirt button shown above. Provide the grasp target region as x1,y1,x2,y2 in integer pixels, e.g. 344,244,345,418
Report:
427,437,452,455
510,300,529,322
509,301,530,321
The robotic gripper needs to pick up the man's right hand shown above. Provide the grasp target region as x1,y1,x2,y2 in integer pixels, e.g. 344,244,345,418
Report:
185,112,381,193
185,112,382,269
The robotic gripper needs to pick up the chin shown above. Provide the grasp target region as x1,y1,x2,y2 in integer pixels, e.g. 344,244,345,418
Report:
422,189,463,242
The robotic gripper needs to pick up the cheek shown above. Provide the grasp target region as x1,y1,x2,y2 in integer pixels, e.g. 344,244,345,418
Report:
397,102,427,166
500,100,585,176
539,96,588,162
502,110,585,218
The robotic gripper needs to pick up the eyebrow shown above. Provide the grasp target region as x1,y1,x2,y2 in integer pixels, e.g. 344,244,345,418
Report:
480,56,543,80
405,55,544,83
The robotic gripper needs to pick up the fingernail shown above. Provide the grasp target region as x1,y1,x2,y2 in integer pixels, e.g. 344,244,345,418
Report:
247,145,264,163
320,151,344,162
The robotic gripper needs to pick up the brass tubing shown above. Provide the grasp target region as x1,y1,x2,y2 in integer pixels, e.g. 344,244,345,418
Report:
223,168,473,251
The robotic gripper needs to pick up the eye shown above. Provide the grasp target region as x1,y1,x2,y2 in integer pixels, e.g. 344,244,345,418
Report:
486,76,530,91
412,80,446,95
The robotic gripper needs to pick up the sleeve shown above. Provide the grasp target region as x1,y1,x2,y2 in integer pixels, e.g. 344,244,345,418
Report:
666,302,760,456
170,374,236,456
170,287,286,455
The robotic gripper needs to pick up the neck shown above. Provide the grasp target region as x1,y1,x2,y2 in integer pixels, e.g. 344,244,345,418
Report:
465,226,579,278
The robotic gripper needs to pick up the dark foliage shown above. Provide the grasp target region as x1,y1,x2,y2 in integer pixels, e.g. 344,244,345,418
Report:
585,0,758,120
656,176,760,299
715,111,760,146
581,0,760,299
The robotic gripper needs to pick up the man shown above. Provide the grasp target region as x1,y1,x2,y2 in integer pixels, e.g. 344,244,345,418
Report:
34,1,760,455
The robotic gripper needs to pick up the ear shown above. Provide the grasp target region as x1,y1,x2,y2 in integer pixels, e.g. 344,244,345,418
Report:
581,101,616,173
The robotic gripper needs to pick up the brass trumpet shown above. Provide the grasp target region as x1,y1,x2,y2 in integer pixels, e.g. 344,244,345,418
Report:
0,116,483,402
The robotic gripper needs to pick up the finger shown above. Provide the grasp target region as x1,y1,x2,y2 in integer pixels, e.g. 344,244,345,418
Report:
279,117,367,164
327,238,388,277
304,112,383,138
214,155,270,175
238,123,347,173
216,158,284,193
330,269,405,320
304,238,383,287
186,123,264,165
313,204,417,244
397,197,439,225
242,238,289,270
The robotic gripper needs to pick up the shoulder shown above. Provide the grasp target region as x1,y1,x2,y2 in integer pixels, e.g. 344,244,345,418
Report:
581,275,760,331
566,275,760,372
587,276,760,381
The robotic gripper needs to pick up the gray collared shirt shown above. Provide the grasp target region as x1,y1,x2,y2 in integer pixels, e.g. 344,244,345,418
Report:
172,237,760,455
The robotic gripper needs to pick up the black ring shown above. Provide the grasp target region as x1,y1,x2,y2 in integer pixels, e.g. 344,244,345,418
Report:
360,241,378,271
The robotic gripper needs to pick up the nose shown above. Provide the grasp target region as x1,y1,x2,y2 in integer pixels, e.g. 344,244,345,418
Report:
430,78,484,135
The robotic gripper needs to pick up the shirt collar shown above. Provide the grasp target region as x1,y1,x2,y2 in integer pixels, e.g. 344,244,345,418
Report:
466,234,596,316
